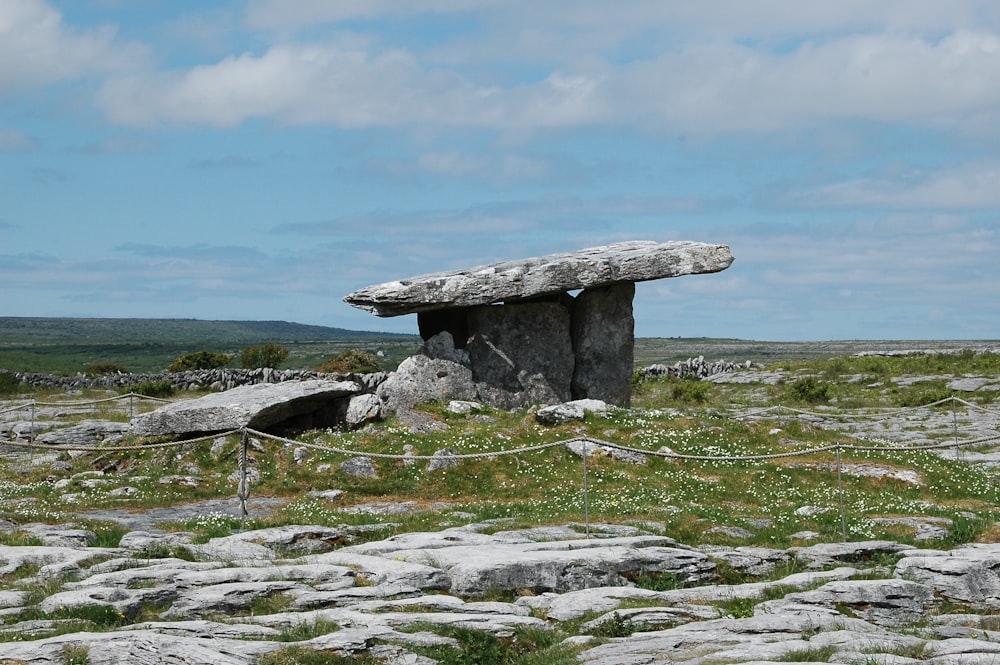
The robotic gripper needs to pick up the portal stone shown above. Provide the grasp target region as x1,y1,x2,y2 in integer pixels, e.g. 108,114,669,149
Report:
466,301,575,409
571,282,635,406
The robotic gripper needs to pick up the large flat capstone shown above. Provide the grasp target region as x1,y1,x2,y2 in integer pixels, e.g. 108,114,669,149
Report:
343,240,733,317
131,380,362,436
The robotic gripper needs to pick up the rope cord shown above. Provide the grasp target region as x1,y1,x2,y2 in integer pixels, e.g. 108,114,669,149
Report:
0,393,170,415
0,429,242,453
1,394,998,463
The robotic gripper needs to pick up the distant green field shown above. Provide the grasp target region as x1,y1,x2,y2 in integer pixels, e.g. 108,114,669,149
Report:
0,317,420,374
2,317,996,375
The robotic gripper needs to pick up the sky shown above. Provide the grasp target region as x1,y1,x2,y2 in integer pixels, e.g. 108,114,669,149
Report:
2,1,999,342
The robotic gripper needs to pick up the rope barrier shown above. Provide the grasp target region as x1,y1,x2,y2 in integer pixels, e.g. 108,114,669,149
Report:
2,392,999,463
0,393,170,416
0,429,242,453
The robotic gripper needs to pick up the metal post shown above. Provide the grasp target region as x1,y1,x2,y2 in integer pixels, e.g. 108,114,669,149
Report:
237,431,249,528
582,440,591,539
836,447,847,543
953,398,961,460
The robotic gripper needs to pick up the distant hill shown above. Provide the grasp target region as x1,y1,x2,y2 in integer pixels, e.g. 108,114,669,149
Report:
0,317,419,374
0,317,411,343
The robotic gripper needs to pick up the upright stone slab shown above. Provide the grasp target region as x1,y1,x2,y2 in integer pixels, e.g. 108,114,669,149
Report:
571,283,635,406
466,301,574,408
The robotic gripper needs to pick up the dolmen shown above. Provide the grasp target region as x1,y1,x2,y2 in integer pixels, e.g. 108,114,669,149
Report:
345,240,733,410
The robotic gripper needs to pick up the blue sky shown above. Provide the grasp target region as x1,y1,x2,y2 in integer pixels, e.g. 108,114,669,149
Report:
2,1,999,341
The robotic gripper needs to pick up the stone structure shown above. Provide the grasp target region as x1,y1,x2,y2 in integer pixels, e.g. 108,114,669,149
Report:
345,240,733,408
130,379,364,436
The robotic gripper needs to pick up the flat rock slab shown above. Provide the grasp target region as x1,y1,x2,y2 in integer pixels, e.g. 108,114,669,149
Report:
344,240,734,317
131,379,361,436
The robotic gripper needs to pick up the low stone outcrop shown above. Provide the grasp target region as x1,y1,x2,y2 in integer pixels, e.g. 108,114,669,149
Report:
345,241,733,411
34,419,131,446
894,544,1000,608
6,520,1000,664
130,379,363,436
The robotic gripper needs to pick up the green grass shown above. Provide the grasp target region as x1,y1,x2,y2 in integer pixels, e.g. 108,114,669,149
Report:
776,645,838,662
0,317,419,373
399,623,580,665
1,344,1000,660
1,349,1000,552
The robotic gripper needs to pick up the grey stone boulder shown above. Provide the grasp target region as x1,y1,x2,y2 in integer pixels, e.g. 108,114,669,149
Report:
379,536,715,596
345,393,382,428
131,379,362,436
343,240,734,316
790,540,914,569
0,631,275,665
948,377,1000,391
160,580,314,620
761,578,935,627
35,419,131,446
192,525,347,561
303,551,451,590
562,437,648,465
895,544,1000,609
376,353,477,413
576,610,880,665
536,399,610,425
341,456,378,479
426,447,460,472
40,584,176,619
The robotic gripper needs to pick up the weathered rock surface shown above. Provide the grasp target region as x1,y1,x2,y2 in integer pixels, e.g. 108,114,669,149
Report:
894,544,1000,608
466,300,575,408
34,420,131,446
376,344,477,413
130,379,363,436
343,240,734,316
571,282,635,405
536,399,610,425
5,522,1000,664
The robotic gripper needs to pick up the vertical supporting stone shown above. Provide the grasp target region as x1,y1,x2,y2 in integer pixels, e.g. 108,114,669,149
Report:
570,282,635,406
466,301,574,408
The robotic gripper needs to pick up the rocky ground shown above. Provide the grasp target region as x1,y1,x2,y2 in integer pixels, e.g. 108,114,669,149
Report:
3,351,1000,663
2,516,1000,664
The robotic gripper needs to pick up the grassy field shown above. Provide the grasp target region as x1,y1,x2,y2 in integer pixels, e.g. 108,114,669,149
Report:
4,317,997,375
2,345,999,552
0,317,420,374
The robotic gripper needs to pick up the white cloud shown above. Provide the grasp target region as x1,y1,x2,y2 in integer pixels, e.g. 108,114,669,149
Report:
0,0,145,96
90,26,1000,138
242,0,493,30
788,162,1000,209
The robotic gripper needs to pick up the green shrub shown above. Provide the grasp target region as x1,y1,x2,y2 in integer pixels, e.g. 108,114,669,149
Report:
590,612,644,637
0,371,24,395
168,351,232,372
62,645,90,665
239,344,289,369
129,380,176,398
670,378,710,404
84,362,129,376
317,349,380,374
788,377,830,404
